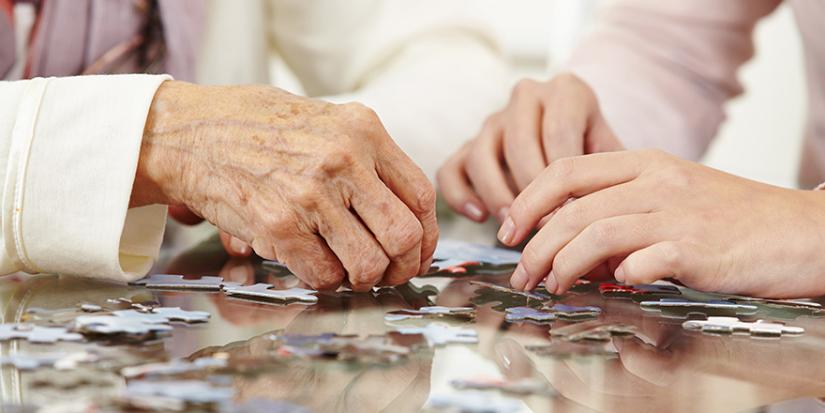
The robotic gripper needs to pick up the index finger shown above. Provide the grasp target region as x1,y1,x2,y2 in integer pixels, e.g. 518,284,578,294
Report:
374,136,439,274
499,150,651,246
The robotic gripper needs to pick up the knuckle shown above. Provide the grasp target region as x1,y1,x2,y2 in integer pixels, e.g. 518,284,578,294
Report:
341,102,382,133
352,254,390,285
658,242,684,269
317,144,357,176
588,220,618,247
511,78,538,98
388,219,423,257
519,246,544,277
290,184,325,211
664,165,694,188
547,157,575,181
413,184,437,214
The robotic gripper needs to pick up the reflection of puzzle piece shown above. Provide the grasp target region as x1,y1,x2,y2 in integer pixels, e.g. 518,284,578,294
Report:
113,308,210,324
223,283,318,304
543,304,602,321
393,322,478,347
130,274,225,290
385,306,475,322
266,331,419,363
682,316,804,338
725,296,825,319
0,324,83,344
599,283,681,301
470,281,552,311
428,392,521,413
505,307,556,324
122,357,228,379
550,320,636,342
74,315,173,336
641,298,757,318
451,377,556,396
526,341,617,359
3,351,100,370
125,380,233,404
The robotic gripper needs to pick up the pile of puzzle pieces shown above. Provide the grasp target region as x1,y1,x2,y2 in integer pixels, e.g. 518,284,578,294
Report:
3,239,823,413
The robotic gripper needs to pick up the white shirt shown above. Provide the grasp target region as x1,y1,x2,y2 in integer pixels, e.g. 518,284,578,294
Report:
0,0,508,282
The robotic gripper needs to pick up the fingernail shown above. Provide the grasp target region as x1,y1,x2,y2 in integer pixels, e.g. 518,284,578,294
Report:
464,202,485,221
496,207,510,223
230,237,251,255
498,217,516,245
614,266,626,283
510,264,529,291
545,270,558,294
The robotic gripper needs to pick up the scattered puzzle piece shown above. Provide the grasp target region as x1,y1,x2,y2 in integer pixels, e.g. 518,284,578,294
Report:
724,296,825,319
682,316,804,338
393,322,478,347
385,306,476,322
504,307,556,324
640,298,758,318
470,281,552,311
223,283,318,304
550,320,637,342
73,315,173,336
0,323,83,344
424,240,521,276
542,304,602,321
130,274,225,290
599,283,681,301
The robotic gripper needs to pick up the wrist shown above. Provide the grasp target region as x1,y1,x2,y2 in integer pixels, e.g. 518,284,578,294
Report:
131,80,199,207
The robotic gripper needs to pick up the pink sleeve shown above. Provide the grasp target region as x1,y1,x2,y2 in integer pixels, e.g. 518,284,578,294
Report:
566,0,781,160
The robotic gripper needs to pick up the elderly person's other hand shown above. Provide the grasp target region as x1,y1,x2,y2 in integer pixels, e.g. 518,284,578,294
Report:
437,73,623,223
131,81,438,291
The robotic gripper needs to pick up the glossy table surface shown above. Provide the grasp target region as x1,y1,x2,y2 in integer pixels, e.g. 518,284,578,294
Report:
2,224,825,413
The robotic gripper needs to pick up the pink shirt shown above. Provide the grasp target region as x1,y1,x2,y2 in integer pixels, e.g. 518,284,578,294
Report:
567,0,824,188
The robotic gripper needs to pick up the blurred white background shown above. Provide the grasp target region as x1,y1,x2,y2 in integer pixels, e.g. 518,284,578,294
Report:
272,0,806,187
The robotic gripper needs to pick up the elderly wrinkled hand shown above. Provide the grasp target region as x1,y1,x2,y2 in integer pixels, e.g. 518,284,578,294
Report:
131,80,438,291
498,149,825,299
437,73,623,223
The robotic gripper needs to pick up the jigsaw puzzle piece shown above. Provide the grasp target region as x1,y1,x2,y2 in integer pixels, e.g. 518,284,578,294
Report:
384,306,476,322
73,315,174,336
470,281,552,311
223,283,318,304
640,298,758,318
724,296,825,319
424,240,521,276
542,304,602,321
504,307,556,324
599,282,681,302
682,316,804,338
130,274,225,290
550,320,637,342
0,324,83,344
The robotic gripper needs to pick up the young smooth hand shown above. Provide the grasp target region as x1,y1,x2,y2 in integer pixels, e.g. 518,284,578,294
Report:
437,73,623,222
498,150,825,299
131,81,438,291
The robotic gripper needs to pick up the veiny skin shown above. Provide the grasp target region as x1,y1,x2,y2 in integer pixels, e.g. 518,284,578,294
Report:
131,81,438,291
